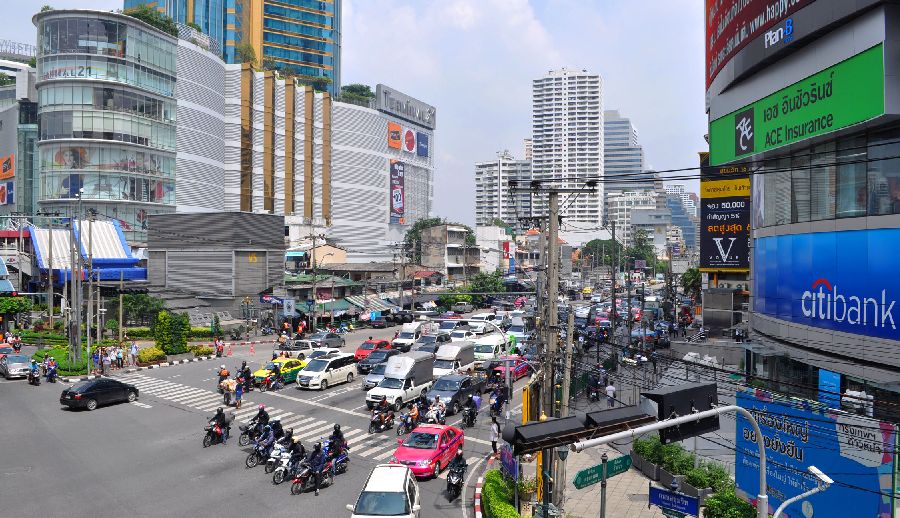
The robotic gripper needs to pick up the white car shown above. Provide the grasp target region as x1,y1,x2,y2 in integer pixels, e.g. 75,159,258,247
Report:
348,464,421,518
296,352,356,390
450,329,475,342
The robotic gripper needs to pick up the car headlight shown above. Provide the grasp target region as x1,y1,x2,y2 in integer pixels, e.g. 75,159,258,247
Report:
389,456,399,463
416,459,433,467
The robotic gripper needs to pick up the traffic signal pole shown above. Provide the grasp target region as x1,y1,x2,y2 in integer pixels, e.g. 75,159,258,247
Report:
571,405,770,518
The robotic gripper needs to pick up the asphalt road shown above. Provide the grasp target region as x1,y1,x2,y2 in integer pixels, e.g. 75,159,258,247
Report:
0,325,524,518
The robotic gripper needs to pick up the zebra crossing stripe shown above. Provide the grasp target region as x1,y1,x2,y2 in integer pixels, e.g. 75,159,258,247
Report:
269,412,295,422
174,391,219,404
294,423,335,441
152,386,202,398
373,449,396,461
288,419,329,433
356,439,395,459
194,399,228,411
342,428,364,439
281,416,315,429
167,389,215,402
234,408,260,420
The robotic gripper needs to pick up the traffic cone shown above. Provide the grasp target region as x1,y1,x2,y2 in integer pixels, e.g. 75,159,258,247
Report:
250,343,255,355
227,344,233,357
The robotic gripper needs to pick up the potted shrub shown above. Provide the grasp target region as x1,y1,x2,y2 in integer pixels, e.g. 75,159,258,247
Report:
659,443,691,489
630,438,650,472
640,436,663,481
517,475,538,503
682,465,714,501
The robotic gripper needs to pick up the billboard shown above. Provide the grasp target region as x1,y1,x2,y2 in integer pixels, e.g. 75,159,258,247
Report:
389,160,405,224
735,391,897,517
375,84,436,129
700,173,750,271
416,132,429,157
753,228,900,342
0,182,13,205
402,128,416,154
710,44,884,165
387,122,402,149
705,0,815,88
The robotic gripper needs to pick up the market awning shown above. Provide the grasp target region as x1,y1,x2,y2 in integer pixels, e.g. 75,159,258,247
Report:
315,299,351,312
285,250,307,258
345,295,398,312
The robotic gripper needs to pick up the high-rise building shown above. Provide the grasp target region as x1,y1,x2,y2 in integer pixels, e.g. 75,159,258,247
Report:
531,68,603,224
605,191,664,247
523,138,532,161
474,150,531,232
124,0,225,56
603,109,653,193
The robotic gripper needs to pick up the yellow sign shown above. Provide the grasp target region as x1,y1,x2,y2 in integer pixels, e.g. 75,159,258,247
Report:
248,253,258,263
700,178,750,199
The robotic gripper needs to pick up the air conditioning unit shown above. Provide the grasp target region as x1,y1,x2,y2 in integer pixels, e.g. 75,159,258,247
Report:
735,284,744,290
719,282,730,289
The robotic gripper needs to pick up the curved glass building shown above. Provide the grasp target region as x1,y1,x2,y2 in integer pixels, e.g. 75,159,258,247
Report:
33,10,177,243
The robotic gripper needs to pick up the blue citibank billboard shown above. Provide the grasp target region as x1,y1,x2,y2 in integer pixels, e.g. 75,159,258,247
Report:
754,229,900,341
735,391,897,517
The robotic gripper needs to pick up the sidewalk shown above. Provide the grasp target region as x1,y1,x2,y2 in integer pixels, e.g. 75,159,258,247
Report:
563,444,667,518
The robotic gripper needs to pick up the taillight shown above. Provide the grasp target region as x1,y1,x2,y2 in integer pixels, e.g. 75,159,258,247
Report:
73,394,81,400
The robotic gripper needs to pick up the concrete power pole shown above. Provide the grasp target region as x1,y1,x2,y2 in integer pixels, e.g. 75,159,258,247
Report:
545,191,561,507
557,307,575,506
47,215,54,330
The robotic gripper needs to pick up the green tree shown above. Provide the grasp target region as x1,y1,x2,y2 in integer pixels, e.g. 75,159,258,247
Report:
123,4,179,36
339,83,374,104
0,296,33,315
211,314,222,337
111,293,165,326
235,42,257,67
681,267,702,302
467,270,506,304
404,217,445,264
625,228,656,265
154,310,174,353
40,5,53,12
186,22,202,31
0,73,14,87
582,238,623,267
293,73,332,92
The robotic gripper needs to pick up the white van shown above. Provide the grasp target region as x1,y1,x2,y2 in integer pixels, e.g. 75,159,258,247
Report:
348,464,420,518
473,333,508,370
296,352,356,390
433,341,476,377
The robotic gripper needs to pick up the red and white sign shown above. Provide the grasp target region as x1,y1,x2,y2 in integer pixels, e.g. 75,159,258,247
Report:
402,128,416,154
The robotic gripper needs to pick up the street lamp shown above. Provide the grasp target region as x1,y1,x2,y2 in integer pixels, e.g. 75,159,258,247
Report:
772,466,833,518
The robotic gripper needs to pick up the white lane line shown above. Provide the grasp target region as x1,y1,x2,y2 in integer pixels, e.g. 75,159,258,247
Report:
130,401,153,408
461,455,487,518
294,424,335,442
373,449,396,461
342,428,364,439
269,412,295,422
281,416,315,429
288,419,328,434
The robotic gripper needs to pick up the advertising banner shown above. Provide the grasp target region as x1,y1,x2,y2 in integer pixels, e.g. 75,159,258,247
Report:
818,369,841,409
700,176,750,271
389,160,405,224
416,132,429,157
387,122,402,149
706,0,815,88
709,44,884,165
754,228,900,342
0,153,13,180
0,181,13,206
402,128,416,154
735,391,897,517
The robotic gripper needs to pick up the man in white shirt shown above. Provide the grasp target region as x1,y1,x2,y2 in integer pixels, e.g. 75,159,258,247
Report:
605,383,616,408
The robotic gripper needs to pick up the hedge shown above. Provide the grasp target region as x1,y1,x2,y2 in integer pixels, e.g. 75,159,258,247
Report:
634,436,731,491
138,347,166,364
481,469,520,518
31,347,91,375
126,327,153,338
191,345,214,357
20,330,68,347
702,487,756,518
127,326,216,341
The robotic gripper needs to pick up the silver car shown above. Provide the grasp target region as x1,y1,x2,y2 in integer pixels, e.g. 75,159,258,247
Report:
0,354,32,379
362,362,387,390
306,332,345,348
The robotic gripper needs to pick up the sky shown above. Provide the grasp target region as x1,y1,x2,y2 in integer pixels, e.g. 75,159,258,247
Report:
9,0,706,225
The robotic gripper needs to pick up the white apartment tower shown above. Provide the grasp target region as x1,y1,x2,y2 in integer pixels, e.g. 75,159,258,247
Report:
603,110,653,193
474,150,532,232
531,68,603,224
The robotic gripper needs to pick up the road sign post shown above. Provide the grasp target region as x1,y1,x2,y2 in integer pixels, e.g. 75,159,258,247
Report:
600,453,608,518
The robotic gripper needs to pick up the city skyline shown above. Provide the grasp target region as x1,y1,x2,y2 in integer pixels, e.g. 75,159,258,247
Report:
6,0,706,224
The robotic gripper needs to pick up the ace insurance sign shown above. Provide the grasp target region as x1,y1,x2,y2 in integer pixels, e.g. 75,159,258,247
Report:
700,175,750,271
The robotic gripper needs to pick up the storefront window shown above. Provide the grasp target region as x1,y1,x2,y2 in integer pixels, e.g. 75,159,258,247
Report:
809,142,836,221
867,126,900,216
791,152,810,223
835,135,867,218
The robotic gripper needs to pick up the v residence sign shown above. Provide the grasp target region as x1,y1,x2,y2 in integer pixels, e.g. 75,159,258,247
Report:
709,44,884,165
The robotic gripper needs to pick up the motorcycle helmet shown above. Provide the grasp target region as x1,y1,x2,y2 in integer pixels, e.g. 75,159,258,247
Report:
333,424,341,433
314,442,322,451
220,364,226,370
259,404,266,410
264,425,271,432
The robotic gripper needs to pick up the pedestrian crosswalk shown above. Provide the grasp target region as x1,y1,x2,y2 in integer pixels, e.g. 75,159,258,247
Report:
118,373,479,465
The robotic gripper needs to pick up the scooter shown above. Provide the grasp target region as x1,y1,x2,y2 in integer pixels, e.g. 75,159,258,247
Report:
202,423,228,447
446,466,466,500
424,408,446,425
396,412,416,435
274,457,307,485
460,407,476,429
245,441,271,468
238,423,262,447
46,366,58,383
290,460,335,495
324,439,349,475
27,369,41,386
368,409,395,434
265,444,290,475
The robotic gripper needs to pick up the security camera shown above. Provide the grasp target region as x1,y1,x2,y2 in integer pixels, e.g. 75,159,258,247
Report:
808,465,833,486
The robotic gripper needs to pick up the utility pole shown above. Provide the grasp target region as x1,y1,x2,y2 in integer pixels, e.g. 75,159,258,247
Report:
86,211,94,369
609,220,617,355
47,214,55,330
556,306,574,507
118,271,124,344
310,231,318,329
545,191,560,507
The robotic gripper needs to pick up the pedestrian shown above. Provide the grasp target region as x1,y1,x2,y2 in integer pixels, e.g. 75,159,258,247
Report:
101,349,111,376
130,340,138,366
108,348,117,370
116,346,124,368
235,378,244,409
92,349,100,374
605,382,616,408
490,416,501,458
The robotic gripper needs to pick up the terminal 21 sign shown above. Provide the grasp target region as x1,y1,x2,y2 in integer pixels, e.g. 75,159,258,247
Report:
753,228,900,341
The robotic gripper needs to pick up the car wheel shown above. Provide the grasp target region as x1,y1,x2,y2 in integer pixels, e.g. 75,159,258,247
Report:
298,353,305,360
127,391,137,402
320,380,328,391
347,373,354,384
451,401,460,416
433,462,441,479
85,399,97,411
394,398,403,412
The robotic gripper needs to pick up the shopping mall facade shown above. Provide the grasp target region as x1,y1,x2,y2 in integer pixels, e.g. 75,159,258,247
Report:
706,0,900,420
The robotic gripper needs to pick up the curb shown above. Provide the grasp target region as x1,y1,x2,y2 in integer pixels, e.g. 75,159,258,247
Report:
201,340,277,347
61,355,215,382
474,476,484,518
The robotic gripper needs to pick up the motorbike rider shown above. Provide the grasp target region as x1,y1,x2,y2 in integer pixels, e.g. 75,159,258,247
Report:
242,365,253,391
407,401,419,425
430,395,446,423
462,394,477,426
374,395,390,425
46,357,58,383
327,424,346,474
271,361,283,389
270,418,285,442
29,359,40,383
209,407,230,444
257,424,276,457
250,404,270,435
307,442,328,496
217,364,229,383
287,436,306,471
490,386,507,414
447,449,467,493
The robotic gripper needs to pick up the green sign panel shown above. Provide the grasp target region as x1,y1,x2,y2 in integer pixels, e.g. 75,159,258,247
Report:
709,44,884,165
572,455,632,489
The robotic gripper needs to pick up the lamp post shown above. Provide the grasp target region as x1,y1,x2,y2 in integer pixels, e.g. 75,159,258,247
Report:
772,466,833,518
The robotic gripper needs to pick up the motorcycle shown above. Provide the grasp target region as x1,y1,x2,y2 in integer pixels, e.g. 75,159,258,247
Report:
368,409,395,434
27,369,41,386
202,423,228,447
12,342,21,353
446,466,466,500
396,412,416,435
290,460,335,495
460,407,476,429
324,439,349,475
489,397,504,418
46,366,58,383
587,383,601,402
238,423,262,447
424,407,446,425
274,457,307,485
245,441,271,468
258,374,283,392
261,326,275,336
265,444,290,475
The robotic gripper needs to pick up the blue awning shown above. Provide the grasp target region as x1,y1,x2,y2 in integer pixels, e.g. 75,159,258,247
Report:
286,250,307,258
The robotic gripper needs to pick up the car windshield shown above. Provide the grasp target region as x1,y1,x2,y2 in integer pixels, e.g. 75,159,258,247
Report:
378,377,404,390
354,491,410,516
360,342,376,350
309,351,328,359
403,432,439,449
264,362,277,370
475,344,495,353
451,331,468,338
309,333,327,339
439,321,456,330
419,336,437,343
433,378,460,391
370,363,387,375
6,354,29,363
509,325,526,333
398,332,415,339
304,359,328,372
433,359,454,370
71,380,95,391
368,351,389,361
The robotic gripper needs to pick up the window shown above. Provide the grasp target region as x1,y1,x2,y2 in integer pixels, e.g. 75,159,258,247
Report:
809,142,836,220
836,135,867,218
791,152,810,223
867,126,900,215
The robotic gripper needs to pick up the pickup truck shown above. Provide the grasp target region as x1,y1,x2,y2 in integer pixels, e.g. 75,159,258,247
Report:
365,351,435,411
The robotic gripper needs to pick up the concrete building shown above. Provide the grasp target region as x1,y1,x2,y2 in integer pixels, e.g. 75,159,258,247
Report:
531,68,603,224
605,191,663,247
474,150,531,232
603,109,654,193
33,10,179,244
523,138,532,161
475,225,514,274
706,1,900,419
124,0,224,58
420,224,479,284
0,61,38,218
630,207,671,255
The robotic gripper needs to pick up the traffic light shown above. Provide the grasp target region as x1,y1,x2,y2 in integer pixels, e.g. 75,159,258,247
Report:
641,383,719,444
0,291,18,297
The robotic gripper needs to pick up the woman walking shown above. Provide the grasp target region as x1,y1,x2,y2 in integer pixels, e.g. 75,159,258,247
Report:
490,416,501,459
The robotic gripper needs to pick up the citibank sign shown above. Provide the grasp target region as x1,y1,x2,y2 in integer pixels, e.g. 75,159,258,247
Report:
753,228,900,342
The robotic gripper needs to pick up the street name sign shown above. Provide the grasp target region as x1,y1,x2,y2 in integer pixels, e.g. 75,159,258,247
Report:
649,486,699,517
572,455,632,489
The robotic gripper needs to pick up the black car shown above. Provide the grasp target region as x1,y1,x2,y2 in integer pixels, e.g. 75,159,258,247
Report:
357,348,400,374
425,374,486,415
60,378,139,411
370,317,389,329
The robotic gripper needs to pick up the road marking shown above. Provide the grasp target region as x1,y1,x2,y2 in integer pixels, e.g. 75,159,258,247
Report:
356,438,395,458
194,400,228,411
373,449,396,461
173,391,219,404
281,416,316,429
462,455,488,518
269,411,295,422
130,401,153,408
294,423,335,442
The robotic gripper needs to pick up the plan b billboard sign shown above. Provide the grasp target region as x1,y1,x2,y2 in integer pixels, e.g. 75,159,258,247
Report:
700,176,750,271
